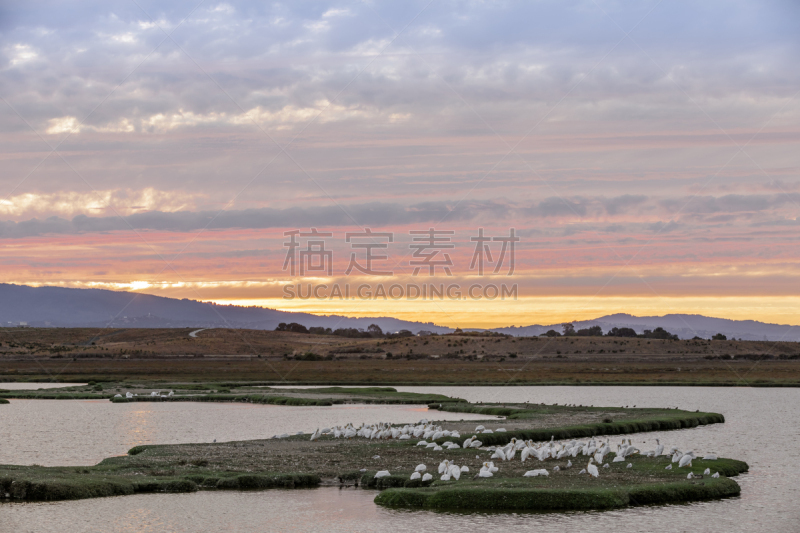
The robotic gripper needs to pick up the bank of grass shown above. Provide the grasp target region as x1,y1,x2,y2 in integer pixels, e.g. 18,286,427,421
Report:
280,386,463,404
374,457,748,511
0,464,318,501
0,383,461,405
111,394,334,406
429,402,724,445
375,477,741,511
0,397,8,404
0,464,199,501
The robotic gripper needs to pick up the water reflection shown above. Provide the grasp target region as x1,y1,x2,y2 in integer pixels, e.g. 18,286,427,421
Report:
0,400,496,466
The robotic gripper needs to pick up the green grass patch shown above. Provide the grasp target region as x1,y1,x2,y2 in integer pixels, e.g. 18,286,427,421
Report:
430,402,724,445
374,457,748,511
0,392,112,400
374,478,742,511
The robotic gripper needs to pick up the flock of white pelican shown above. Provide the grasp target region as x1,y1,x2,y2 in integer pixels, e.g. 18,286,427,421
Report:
308,421,723,481
309,420,461,442
114,391,174,399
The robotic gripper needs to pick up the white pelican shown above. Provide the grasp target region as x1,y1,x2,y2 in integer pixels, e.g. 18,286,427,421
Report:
711,472,720,478
704,468,711,475
415,464,426,472
655,439,664,456
410,472,421,480
678,454,693,468
665,464,672,470
422,473,433,481
587,458,599,478
523,469,548,477
374,471,390,478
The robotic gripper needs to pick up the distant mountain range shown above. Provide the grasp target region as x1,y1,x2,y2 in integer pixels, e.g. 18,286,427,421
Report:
1,284,798,341
492,313,800,342
0,284,451,334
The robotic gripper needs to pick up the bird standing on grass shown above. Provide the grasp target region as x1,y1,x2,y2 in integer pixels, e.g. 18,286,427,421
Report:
587,458,599,478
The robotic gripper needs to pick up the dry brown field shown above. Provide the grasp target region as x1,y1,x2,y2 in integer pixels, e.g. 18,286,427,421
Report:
0,327,797,385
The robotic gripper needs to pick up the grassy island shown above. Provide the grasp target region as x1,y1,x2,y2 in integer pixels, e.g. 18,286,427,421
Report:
0,399,746,512
0,382,463,405
373,456,747,511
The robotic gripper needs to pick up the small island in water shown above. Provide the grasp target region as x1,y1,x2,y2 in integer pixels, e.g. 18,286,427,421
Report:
0,383,747,511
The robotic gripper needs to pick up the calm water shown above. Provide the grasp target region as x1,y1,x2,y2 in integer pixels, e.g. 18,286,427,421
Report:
0,382,85,390
0,400,495,466
1,387,798,532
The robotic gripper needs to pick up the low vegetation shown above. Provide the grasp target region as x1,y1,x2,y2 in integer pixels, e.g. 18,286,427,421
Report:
375,458,747,511
0,383,462,405
0,399,746,513
429,403,724,444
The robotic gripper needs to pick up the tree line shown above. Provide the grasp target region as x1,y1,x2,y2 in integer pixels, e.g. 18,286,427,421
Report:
275,322,414,339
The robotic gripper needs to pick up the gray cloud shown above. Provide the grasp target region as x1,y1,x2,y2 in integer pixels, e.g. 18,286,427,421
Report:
0,1,797,247
0,201,498,238
0,195,655,238
1,0,797,137
646,220,682,233
523,197,588,218
602,194,648,215
660,193,800,215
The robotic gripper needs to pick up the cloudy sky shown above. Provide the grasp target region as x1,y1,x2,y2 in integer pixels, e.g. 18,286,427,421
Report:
1,0,799,327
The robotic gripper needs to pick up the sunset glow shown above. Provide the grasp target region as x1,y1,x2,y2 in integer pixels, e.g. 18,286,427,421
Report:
1,1,798,328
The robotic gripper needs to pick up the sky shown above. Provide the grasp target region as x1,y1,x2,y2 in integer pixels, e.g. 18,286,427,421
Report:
1,0,799,328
